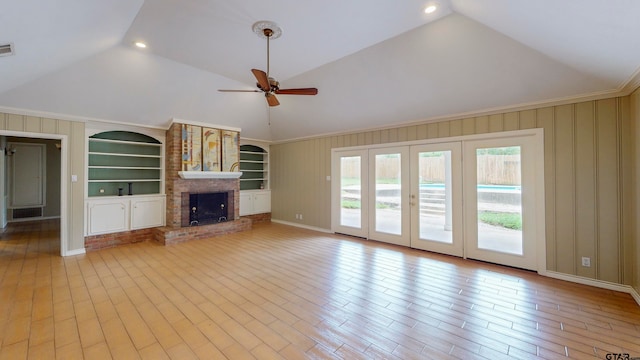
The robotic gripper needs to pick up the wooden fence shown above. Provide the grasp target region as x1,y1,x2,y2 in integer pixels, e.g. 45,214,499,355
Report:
341,155,521,185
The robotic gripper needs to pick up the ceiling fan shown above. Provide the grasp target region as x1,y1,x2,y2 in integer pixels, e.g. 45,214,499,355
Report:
218,21,318,107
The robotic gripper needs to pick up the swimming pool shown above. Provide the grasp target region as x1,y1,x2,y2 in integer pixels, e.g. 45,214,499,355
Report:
420,183,521,191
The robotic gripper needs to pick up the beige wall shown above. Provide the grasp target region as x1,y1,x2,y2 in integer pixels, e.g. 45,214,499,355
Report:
271,96,636,285
631,88,640,294
0,113,85,253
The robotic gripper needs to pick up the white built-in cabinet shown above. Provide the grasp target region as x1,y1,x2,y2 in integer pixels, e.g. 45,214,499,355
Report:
85,128,165,236
239,190,271,216
86,195,165,235
130,196,165,229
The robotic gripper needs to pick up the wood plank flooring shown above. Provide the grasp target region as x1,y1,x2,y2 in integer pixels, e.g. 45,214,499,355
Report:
1,219,639,359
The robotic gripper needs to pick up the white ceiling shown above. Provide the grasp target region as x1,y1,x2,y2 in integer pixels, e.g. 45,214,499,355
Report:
1,0,640,141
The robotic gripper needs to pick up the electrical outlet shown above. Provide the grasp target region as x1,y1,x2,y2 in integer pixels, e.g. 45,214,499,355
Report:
581,257,591,267
299,214,303,220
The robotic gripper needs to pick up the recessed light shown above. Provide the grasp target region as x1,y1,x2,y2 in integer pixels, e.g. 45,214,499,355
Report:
134,41,147,49
424,4,438,14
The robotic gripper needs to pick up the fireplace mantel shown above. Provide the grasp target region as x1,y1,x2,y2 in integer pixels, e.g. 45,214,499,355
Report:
178,171,243,179
155,122,251,245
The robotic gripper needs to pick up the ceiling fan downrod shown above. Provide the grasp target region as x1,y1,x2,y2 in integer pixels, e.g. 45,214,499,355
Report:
218,20,317,108
264,28,273,89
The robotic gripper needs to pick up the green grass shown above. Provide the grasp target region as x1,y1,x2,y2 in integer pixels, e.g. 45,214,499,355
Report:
341,199,395,209
341,178,361,187
478,211,522,230
375,202,392,209
341,199,361,209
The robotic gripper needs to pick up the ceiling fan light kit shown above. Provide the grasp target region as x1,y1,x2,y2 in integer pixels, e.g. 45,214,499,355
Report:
218,21,318,107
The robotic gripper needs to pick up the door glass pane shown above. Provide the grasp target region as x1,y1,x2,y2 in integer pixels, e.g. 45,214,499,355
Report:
418,151,452,243
340,156,361,228
375,153,402,235
476,146,523,255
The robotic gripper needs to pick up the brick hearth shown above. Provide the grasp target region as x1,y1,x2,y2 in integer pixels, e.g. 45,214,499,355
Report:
152,122,251,245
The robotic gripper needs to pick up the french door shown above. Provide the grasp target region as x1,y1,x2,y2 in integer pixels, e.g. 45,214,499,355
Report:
331,149,369,238
409,142,463,257
331,130,544,271
367,147,410,246
332,143,462,255
463,135,543,271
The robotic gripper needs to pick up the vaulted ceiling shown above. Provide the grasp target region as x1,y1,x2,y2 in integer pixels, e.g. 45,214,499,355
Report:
1,0,640,141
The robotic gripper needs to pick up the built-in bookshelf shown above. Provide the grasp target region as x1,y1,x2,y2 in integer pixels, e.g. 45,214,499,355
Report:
88,131,162,197
239,144,268,191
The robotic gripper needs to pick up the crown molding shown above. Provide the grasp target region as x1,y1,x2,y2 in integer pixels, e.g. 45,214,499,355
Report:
621,65,640,94
0,105,167,131
271,88,624,144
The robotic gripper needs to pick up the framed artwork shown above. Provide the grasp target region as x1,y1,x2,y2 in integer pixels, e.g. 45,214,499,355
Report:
202,128,221,172
221,130,239,172
181,124,202,171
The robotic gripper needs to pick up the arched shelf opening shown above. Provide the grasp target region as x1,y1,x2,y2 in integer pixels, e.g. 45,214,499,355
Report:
239,144,268,191
87,131,162,197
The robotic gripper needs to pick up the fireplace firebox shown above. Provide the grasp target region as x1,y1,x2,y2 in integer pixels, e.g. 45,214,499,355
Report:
182,192,230,226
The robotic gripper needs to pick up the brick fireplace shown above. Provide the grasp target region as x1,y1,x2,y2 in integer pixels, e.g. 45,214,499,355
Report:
152,123,251,245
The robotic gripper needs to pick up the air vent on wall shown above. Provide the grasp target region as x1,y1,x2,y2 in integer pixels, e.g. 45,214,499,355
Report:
0,43,14,57
12,207,43,219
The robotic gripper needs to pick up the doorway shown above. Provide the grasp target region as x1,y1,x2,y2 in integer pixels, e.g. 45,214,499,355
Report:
332,129,545,271
0,130,68,256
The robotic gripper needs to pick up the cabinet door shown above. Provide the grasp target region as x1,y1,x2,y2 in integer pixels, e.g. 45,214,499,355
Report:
131,197,165,229
88,200,128,235
239,192,253,216
253,191,271,214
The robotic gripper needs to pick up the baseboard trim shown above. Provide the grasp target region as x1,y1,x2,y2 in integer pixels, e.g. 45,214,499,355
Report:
270,219,332,234
7,215,61,223
541,270,640,307
64,248,86,256
631,287,640,306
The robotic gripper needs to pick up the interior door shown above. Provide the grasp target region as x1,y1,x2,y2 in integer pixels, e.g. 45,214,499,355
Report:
368,147,410,246
410,142,463,256
331,149,368,238
463,134,542,271
10,143,45,208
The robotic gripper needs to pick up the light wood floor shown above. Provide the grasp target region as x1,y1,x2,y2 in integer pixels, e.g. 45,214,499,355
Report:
1,220,639,359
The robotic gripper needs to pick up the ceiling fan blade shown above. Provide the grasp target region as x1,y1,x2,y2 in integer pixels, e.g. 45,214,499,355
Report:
275,88,318,95
218,89,261,92
251,69,270,91
265,93,280,107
